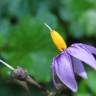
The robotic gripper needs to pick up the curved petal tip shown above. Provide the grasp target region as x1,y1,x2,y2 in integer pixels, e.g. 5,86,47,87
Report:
80,72,88,79
72,87,78,93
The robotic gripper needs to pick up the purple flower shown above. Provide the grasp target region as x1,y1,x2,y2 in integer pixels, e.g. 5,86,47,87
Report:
45,24,96,92
52,43,96,92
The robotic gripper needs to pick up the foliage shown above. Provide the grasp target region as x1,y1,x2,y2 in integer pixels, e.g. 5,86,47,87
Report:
0,0,96,96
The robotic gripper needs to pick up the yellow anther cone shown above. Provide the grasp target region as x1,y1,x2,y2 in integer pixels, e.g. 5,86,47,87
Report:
45,23,67,51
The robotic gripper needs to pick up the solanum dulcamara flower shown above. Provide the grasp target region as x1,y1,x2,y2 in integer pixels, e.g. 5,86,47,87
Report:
45,23,96,92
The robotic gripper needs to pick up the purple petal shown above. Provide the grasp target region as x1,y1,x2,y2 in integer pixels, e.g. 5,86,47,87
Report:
54,52,77,92
72,57,87,79
67,45,96,70
77,43,96,55
52,58,57,87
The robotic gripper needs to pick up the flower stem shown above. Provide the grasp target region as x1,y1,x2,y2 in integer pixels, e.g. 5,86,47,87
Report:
12,67,56,96
26,76,56,96
26,76,50,96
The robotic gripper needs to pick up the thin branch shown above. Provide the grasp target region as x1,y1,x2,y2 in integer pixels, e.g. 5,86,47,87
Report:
12,67,56,96
0,59,15,71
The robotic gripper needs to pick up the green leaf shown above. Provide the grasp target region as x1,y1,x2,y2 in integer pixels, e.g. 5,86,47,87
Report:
8,0,29,17
79,10,96,36
1,16,57,82
76,81,88,96
70,20,85,38
86,70,96,94
36,3,58,28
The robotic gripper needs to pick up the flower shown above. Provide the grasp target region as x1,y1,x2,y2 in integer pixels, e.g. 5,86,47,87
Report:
45,24,96,92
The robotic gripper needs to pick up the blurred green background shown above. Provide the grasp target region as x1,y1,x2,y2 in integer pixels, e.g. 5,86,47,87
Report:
0,0,96,96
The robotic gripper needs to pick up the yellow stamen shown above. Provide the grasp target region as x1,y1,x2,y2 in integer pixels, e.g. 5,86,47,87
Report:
45,23,67,51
